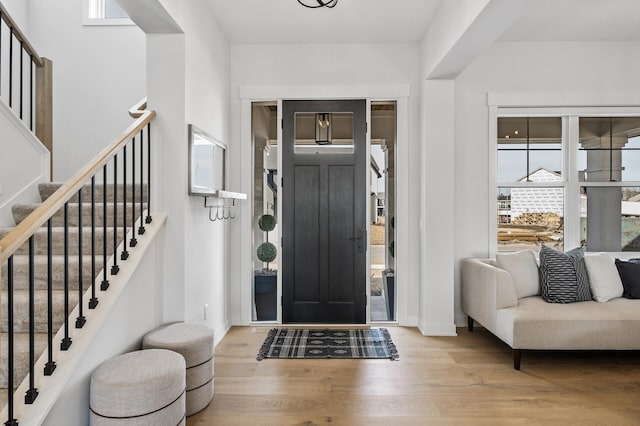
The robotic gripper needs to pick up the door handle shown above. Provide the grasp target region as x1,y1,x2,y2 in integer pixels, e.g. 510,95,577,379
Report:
349,230,365,253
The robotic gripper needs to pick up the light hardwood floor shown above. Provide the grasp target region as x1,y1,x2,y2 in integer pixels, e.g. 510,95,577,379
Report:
187,326,640,425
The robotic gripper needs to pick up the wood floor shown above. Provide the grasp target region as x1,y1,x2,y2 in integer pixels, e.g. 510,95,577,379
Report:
187,326,640,425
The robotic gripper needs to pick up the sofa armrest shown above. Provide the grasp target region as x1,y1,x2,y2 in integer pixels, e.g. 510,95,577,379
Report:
461,258,518,333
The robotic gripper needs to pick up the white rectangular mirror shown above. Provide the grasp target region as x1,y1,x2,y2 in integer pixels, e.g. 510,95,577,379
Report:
188,124,226,196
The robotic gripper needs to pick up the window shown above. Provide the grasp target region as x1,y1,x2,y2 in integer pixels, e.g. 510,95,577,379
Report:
294,112,354,154
495,114,640,253
578,117,640,251
83,0,134,26
497,117,564,252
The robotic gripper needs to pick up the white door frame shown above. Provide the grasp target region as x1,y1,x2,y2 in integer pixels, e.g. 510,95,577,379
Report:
238,84,411,325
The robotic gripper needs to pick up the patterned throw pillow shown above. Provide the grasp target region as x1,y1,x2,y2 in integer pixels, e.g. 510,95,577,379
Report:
539,245,590,303
566,247,592,301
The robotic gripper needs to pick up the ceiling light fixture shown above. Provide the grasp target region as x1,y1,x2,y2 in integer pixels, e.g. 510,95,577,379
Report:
297,0,339,9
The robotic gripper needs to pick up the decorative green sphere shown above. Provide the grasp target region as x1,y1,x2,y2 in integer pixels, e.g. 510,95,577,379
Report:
257,242,277,263
258,214,276,232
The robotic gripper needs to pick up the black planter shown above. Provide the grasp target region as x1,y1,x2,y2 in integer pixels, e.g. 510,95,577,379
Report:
383,273,395,321
254,275,277,321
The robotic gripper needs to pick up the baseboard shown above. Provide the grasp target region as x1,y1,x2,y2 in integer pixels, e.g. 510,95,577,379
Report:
418,321,458,336
214,321,230,347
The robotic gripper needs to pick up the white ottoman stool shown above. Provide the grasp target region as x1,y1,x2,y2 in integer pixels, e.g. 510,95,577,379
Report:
143,323,214,416
90,349,186,425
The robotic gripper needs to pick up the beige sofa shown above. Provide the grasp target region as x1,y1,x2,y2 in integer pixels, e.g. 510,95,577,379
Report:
461,258,640,370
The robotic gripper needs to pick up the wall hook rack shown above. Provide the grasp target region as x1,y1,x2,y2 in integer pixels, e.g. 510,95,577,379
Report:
203,190,247,222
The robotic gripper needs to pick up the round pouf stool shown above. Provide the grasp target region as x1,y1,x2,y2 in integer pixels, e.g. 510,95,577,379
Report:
143,323,214,416
90,349,186,426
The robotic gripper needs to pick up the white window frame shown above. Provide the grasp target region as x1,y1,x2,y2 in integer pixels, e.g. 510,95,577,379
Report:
489,105,640,256
82,0,135,26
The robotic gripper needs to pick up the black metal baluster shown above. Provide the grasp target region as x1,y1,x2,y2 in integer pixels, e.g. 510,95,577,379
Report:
9,27,13,108
76,189,86,328
90,177,98,308
111,155,119,275
19,42,23,119
0,12,3,97
25,236,38,404
130,134,138,247
61,202,72,350
138,131,145,235
145,123,152,224
44,218,56,375
101,166,109,291
6,256,18,425
121,145,129,260
29,57,33,131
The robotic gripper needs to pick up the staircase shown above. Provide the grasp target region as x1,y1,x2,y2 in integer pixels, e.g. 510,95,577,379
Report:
0,182,146,411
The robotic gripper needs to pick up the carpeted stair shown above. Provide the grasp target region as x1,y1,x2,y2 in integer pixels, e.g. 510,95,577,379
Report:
0,182,147,409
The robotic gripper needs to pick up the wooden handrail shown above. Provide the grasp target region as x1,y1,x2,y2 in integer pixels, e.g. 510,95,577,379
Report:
0,2,44,67
0,100,155,264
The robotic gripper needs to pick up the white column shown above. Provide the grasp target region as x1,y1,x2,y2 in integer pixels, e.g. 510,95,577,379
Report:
146,34,187,322
419,79,456,336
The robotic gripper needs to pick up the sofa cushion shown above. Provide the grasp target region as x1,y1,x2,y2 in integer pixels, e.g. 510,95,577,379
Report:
495,250,539,299
539,245,583,303
584,253,623,302
615,259,640,299
496,296,640,350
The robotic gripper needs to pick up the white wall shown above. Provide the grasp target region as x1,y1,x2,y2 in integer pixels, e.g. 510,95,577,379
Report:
1,0,29,32
229,43,422,325
0,101,50,226
452,40,640,324
27,0,146,180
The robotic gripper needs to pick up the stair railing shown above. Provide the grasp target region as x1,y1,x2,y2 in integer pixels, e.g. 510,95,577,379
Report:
0,1,53,166
0,98,155,425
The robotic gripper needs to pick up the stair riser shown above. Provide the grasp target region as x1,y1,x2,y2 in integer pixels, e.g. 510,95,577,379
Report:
0,228,126,256
1,257,104,291
39,183,148,204
0,291,79,334
13,204,147,228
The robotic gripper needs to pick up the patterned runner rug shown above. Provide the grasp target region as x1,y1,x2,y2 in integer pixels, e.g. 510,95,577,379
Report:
257,328,398,360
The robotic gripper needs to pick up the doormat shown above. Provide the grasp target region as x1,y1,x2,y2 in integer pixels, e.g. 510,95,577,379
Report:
257,328,398,360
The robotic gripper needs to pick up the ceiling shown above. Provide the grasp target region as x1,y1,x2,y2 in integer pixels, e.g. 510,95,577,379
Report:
499,0,640,42
202,0,640,46
204,0,443,44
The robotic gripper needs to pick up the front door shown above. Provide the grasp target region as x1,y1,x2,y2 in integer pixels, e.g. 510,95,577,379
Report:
282,100,367,323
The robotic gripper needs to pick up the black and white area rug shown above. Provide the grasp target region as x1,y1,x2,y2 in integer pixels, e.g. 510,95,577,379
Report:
257,328,399,360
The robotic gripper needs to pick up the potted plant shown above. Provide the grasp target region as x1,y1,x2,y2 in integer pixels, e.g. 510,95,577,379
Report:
254,214,277,320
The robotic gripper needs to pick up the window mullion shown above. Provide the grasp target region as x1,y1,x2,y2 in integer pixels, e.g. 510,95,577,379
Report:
488,106,498,256
564,115,581,250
